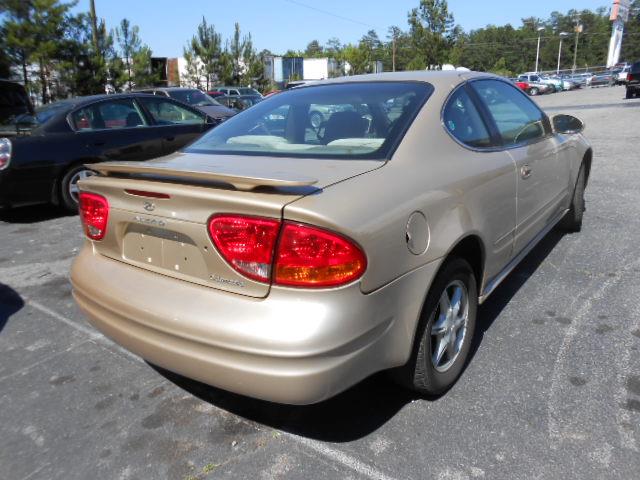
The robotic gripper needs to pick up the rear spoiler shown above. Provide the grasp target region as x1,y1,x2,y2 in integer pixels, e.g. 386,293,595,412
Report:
88,161,318,192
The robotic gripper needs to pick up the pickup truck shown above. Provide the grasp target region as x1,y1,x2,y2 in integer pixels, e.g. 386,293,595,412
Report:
626,61,640,99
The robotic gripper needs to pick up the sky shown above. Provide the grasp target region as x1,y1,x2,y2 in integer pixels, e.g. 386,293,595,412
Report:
74,0,613,57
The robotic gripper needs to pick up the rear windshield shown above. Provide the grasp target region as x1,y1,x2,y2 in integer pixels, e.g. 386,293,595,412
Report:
35,101,73,124
186,81,432,160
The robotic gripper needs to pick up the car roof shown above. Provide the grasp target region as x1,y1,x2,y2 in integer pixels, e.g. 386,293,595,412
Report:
39,92,159,110
302,70,492,90
138,87,201,92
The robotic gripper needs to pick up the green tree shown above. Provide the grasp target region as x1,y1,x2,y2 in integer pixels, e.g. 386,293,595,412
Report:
131,45,158,88
621,0,640,61
0,25,12,78
408,0,455,68
114,18,141,90
2,0,77,103
190,17,222,89
305,40,324,57
182,42,203,88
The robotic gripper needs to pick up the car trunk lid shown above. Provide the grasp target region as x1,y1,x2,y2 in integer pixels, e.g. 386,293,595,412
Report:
79,152,382,298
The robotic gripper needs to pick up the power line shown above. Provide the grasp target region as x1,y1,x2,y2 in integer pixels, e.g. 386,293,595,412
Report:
282,0,378,30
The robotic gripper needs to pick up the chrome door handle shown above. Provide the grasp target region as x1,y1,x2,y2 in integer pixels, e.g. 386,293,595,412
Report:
521,164,532,179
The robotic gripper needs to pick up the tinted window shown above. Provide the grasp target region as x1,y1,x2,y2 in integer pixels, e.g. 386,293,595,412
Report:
186,82,432,160
170,89,220,106
443,87,492,148
139,97,205,125
34,101,73,125
471,80,547,146
71,99,147,131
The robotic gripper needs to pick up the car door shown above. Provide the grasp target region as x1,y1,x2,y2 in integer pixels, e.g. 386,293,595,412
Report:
70,98,163,162
442,84,518,280
136,96,208,155
470,79,570,255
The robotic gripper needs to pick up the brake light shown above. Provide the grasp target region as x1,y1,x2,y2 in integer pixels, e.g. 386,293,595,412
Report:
628,73,634,82
208,215,280,282
208,215,367,287
0,138,11,170
79,192,109,240
275,222,367,288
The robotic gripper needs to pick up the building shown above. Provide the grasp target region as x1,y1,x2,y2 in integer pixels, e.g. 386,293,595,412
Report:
263,56,343,86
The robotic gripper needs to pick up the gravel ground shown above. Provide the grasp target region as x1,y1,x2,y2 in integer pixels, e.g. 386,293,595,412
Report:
1,85,639,480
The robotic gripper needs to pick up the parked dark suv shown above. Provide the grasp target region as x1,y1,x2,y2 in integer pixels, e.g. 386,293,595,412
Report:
0,80,34,137
626,62,640,99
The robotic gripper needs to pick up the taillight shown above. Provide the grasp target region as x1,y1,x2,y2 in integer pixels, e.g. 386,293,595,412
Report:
208,215,367,288
628,73,634,82
0,138,11,170
79,192,109,240
208,215,280,282
275,223,367,287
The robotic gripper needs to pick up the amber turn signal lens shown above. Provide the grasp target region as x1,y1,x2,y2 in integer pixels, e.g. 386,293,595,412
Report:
275,222,367,288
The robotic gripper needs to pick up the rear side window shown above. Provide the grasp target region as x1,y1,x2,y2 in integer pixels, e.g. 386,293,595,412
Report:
443,87,492,149
139,97,204,125
72,99,147,131
186,82,432,160
471,80,547,146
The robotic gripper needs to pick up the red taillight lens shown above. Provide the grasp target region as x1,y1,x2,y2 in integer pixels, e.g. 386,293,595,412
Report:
79,192,109,240
208,215,281,282
208,215,367,287
628,73,634,82
275,222,367,288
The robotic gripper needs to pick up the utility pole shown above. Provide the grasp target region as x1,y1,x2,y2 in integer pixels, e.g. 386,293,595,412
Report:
572,24,582,73
557,32,568,74
392,35,396,72
89,0,99,52
534,27,544,73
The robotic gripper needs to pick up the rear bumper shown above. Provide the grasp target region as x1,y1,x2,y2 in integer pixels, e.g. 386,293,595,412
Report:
71,246,439,404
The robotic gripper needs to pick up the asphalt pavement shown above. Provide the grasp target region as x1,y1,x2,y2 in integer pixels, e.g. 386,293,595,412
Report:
1,85,639,480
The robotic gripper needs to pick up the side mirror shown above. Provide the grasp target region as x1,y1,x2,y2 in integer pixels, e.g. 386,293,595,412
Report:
552,114,584,134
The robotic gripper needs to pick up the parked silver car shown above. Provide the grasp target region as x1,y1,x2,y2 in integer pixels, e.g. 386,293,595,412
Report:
72,71,592,404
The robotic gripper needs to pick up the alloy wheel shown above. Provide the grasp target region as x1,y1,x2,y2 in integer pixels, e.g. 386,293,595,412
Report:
68,169,95,204
430,280,469,373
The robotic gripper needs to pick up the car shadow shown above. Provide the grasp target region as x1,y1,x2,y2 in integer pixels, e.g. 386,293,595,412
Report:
155,229,566,442
0,204,74,224
0,283,24,333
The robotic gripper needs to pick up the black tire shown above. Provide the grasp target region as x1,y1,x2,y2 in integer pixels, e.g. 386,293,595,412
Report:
626,88,633,99
60,165,94,212
396,258,478,396
561,163,586,233
528,87,539,96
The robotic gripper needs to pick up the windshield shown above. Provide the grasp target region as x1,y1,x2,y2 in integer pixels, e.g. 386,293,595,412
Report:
170,90,221,107
186,81,432,160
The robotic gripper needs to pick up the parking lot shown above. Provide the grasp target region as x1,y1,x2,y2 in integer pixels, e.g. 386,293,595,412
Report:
1,85,639,480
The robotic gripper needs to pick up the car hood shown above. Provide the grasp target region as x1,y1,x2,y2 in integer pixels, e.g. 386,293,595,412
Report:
194,105,237,119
